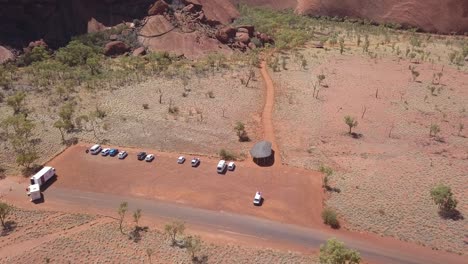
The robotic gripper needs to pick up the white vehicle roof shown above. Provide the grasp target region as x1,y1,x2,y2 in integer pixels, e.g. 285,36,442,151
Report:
119,150,126,154
31,166,54,180
90,144,100,150
102,148,110,151
228,161,235,166
179,156,185,159
29,184,40,192
217,160,226,167
254,192,262,199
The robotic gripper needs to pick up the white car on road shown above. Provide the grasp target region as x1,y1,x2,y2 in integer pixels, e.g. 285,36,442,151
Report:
253,191,262,206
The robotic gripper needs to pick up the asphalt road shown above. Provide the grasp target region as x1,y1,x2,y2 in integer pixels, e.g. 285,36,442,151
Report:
35,186,464,264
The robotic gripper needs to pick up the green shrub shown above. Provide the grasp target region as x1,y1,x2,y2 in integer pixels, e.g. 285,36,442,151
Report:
322,208,340,228
219,149,237,160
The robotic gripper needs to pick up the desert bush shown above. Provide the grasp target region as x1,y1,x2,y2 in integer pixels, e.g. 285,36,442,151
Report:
184,235,202,260
165,221,185,246
0,202,12,229
429,124,440,137
168,105,179,114
344,116,358,134
207,90,215,99
142,104,149,110
219,149,237,160
430,185,458,213
117,202,128,235
6,91,27,115
234,121,250,142
19,46,50,66
56,40,99,67
319,238,361,264
322,208,340,229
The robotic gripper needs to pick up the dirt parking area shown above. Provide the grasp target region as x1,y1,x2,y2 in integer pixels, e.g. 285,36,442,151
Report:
47,144,323,227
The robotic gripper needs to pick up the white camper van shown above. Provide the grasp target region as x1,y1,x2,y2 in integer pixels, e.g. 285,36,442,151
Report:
26,166,55,201
217,160,226,173
90,144,102,155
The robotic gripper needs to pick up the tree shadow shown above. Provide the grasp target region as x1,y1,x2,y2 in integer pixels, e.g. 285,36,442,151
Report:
21,164,43,177
325,186,341,193
128,226,149,243
350,132,363,139
1,221,17,236
439,209,464,221
192,255,208,264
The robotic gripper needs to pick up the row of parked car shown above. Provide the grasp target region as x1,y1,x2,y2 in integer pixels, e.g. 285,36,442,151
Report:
87,144,236,172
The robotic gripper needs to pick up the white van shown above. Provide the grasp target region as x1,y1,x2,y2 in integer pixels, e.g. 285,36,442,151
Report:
90,144,102,155
217,160,226,173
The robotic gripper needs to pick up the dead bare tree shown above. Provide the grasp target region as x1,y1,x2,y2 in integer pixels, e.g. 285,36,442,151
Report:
361,106,367,119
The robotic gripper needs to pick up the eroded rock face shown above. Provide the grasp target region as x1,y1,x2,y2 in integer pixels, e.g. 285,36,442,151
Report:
216,26,237,43
148,0,169,16
0,46,15,64
230,0,468,34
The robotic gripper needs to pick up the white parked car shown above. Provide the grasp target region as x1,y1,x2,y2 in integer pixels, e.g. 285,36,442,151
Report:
145,154,155,162
253,191,262,206
177,156,186,164
101,148,110,156
228,162,236,171
89,144,102,155
191,157,200,167
118,151,128,159
217,160,226,173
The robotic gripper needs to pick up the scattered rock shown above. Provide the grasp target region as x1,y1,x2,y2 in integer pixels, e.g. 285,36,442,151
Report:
148,0,169,16
0,46,15,64
104,41,130,56
248,42,257,50
235,32,250,44
182,4,196,13
236,25,254,37
132,47,146,56
258,33,273,44
23,39,48,53
109,34,118,41
312,41,324,48
215,26,236,43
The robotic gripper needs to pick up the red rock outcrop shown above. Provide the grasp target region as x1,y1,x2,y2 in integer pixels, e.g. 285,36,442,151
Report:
0,46,15,64
148,0,169,16
230,0,468,34
104,41,130,56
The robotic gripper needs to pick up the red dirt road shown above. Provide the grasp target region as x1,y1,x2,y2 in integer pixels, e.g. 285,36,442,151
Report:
47,144,323,227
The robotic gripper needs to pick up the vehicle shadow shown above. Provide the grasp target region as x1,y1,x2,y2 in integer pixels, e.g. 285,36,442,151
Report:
40,175,58,192
32,193,45,204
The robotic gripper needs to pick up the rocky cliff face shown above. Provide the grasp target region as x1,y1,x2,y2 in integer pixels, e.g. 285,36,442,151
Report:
231,0,468,34
0,0,156,48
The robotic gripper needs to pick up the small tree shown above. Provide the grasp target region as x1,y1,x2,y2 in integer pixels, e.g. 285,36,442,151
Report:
322,208,340,229
165,221,185,246
6,91,27,115
429,124,440,137
430,185,458,212
317,74,326,87
234,121,249,142
344,116,358,134
184,235,202,260
117,202,128,235
339,37,345,54
133,208,142,228
0,202,12,229
319,238,361,264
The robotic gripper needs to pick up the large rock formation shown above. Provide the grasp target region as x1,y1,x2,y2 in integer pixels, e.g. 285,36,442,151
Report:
0,46,15,64
231,0,468,34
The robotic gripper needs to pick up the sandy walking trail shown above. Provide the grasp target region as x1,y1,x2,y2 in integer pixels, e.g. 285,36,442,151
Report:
259,61,281,167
